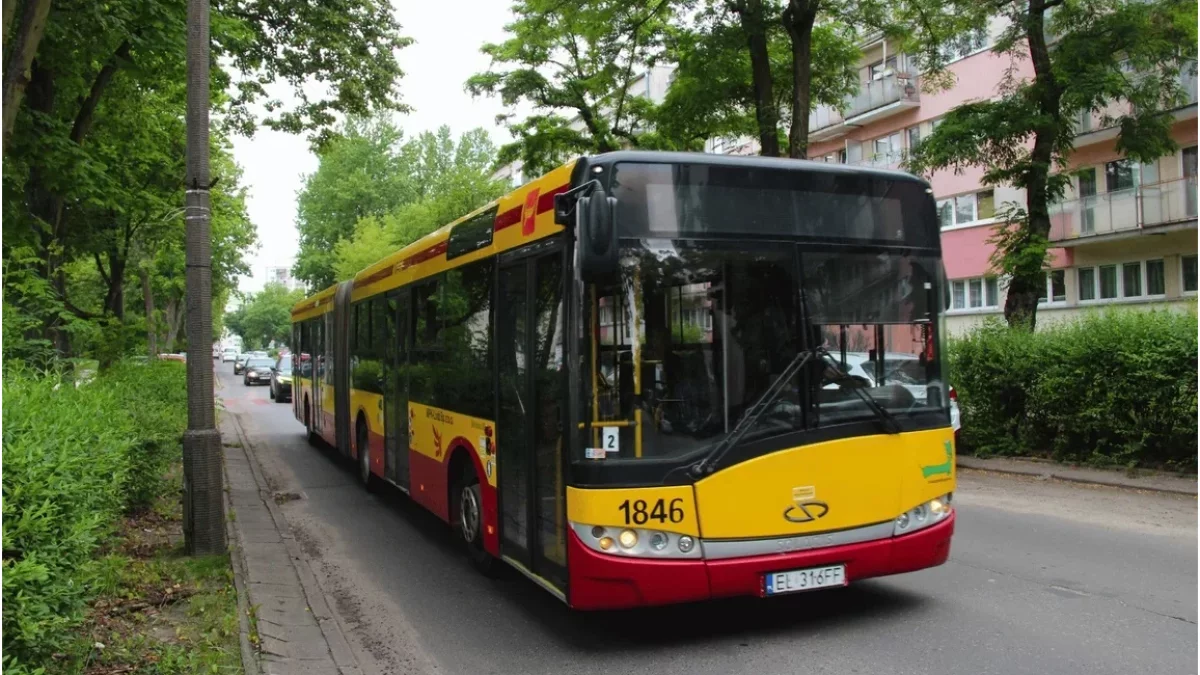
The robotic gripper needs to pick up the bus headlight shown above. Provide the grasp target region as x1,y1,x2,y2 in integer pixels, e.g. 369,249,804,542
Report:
894,493,952,536
571,522,702,559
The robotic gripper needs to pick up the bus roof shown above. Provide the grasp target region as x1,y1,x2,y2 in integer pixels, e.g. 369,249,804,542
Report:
291,151,932,321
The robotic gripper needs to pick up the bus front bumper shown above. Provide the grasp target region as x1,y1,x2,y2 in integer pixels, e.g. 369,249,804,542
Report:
567,512,954,610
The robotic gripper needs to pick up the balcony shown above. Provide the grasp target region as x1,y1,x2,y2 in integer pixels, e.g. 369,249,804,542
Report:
807,72,921,141
1073,62,1198,145
809,105,847,142
1048,177,1198,244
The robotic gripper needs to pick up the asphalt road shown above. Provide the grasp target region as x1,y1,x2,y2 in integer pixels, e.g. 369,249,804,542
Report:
218,365,1198,675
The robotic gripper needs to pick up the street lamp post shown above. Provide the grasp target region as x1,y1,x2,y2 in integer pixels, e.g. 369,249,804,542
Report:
183,0,225,555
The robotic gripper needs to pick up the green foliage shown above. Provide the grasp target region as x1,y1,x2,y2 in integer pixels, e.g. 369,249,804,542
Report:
3,0,406,361
296,120,509,288
652,1,861,156
2,362,188,670
948,310,1198,469
466,0,676,173
294,116,419,289
313,124,509,284
226,282,306,349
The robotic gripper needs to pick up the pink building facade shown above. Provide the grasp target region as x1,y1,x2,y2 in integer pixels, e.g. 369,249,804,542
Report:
712,25,1199,333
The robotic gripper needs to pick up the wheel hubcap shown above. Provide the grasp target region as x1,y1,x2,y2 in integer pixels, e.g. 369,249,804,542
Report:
460,485,480,544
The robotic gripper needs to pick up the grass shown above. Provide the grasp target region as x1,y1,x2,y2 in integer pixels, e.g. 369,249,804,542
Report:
50,464,243,675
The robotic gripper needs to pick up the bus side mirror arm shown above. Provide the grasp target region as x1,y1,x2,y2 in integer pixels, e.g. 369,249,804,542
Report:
553,179,602,226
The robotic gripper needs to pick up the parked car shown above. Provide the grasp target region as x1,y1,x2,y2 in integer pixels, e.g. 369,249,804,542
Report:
233,352,249,374
269,354,293,403
242,357,275,386
222,347,238,363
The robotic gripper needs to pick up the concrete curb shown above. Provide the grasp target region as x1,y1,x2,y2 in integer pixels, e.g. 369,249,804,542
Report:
957,456,1197,496
223,407,363,675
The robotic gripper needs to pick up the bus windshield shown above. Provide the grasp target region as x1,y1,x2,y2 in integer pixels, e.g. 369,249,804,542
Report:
578,162,947,469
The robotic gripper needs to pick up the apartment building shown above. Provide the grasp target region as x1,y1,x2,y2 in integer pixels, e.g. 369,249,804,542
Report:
493,27,1197,335
802,23,1198,334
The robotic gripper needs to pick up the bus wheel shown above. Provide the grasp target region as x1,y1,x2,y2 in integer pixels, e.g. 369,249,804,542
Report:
455,467,499,577
357,418,375,492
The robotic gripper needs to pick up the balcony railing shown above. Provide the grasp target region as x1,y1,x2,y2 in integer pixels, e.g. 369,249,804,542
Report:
848,150,905,169
1048,177,1198,242
807,72,920,135
845,73,920,120
809,104,845,134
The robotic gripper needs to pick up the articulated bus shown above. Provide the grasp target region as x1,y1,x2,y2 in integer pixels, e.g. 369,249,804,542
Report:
290,151,956,609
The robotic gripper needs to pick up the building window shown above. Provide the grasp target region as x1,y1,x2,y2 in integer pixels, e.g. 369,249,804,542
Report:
950,276,1000,310
1079,260,1166,301
1037,270,1067,304
1122,262,1142,297
1078,267,1096,301
1098,265,1118,299
1182,255,1197,294
906,125,921,152
1105,159,1137,192
938,28,989,63
937,189,996,228
1146,259,1165,296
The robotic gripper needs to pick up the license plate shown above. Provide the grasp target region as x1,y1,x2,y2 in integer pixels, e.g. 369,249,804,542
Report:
764,564,846,595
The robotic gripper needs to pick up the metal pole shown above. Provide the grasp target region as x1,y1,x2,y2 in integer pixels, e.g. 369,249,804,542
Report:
183,0,225,555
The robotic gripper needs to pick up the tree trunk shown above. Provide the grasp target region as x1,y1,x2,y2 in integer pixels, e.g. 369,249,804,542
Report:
141,267,157,358
2,0,52,148
783,0,819,159
1006,0,1063,331
103,248,126,320
163,296,185,352
731,0,780,157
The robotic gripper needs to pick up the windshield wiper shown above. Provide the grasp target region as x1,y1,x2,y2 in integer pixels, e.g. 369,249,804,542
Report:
690,349,814,477
812,346,901,435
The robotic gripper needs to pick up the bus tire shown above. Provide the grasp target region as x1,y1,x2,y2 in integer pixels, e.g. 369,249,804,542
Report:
357,416,375,492
453,465,499,577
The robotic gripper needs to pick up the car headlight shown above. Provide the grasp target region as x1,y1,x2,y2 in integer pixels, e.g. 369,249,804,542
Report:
570,522,702,559
894,493,952,536
278,375,292,383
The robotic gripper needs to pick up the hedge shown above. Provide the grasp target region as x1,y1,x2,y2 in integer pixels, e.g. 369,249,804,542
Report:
948,309,1198,471
2,361,188,673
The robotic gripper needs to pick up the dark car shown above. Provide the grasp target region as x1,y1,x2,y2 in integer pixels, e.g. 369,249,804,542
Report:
269,355,293,403
242,357,275,386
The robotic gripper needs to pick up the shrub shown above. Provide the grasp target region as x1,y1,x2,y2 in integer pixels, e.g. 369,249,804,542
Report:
2,361,187,671
948,309,1198,470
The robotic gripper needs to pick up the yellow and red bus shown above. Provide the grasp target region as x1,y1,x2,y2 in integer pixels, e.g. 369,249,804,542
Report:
290,151,956,609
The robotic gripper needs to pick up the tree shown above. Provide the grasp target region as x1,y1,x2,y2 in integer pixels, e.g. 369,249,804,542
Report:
905,0,1197,329
466,0,676,174
2,0,409,357
227,282,305,349
323,125,510,282
652,1,859,156
293,116,418,289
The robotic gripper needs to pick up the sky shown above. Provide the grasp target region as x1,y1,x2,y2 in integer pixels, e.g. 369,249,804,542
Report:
229,0,518,296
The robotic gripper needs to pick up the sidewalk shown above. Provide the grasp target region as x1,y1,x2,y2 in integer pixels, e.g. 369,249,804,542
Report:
957,455,1197,496
220,409,363,675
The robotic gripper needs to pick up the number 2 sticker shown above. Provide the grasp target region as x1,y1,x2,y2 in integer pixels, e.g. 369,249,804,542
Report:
601,427,619,453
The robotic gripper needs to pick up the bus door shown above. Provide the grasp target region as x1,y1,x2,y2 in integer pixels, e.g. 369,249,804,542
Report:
310,315,324,435
496,243,568,591
385,291,411,488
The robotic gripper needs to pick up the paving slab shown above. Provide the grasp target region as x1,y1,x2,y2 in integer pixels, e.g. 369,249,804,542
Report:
220,408,361,675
